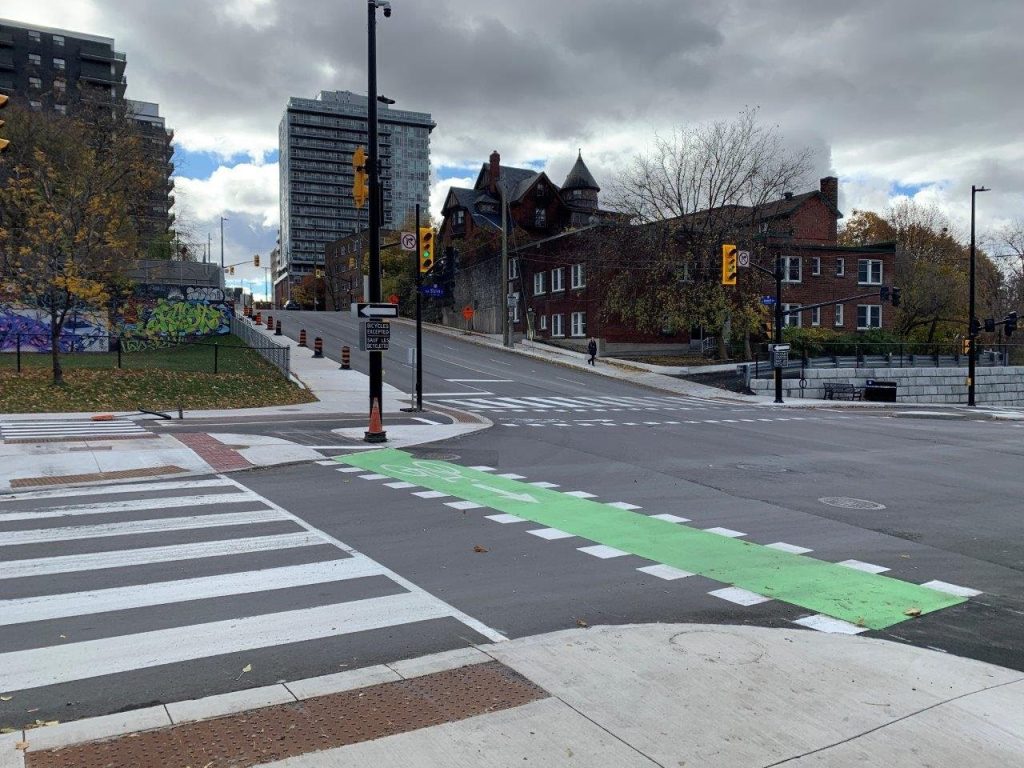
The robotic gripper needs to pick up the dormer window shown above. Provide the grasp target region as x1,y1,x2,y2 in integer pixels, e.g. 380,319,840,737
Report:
534,208,546,227
536,183,547,198
454,209,465,226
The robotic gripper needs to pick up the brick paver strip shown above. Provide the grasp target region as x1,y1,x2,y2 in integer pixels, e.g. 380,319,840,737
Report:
26,661,548,768
10,466,186,489
174,432,254,472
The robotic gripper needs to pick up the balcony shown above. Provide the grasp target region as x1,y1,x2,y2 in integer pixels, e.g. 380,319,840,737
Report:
0,55,13,71
0,32,14,47
78,44,125,63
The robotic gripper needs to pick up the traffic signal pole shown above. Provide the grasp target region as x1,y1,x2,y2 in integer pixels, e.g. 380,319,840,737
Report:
365,1,386,440
774,259,784,403
415,203,423,411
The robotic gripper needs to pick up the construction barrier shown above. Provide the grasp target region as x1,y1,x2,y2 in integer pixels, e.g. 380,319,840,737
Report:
275,319,282,336
313,336,324,358
341,346,351,370
298,329,307,347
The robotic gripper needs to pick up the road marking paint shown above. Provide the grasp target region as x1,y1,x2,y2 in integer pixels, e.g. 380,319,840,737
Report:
529,481,559,488
526,528,575,541
485,513,526,524
710,587,772,606
793,615,868,635
410,417,441,425
445,500,484,511
412,490,449,499
838,559,890,574
468,466,496,472
339,450,966,630
704,527,746,538
384,481,417,489
0,532,325,579
607,502,642,510
0,558,383,627
0,492,260,523
578,545,629,559
316,460,339,466
359,474,388,480
495,473,526,480
0,478,232,503
445,379,515,383
766,542,813,555
920,580,983,598
425,392,496,397
637,564,693,580
649,514,690,523
564,491,597,498
336,466,364,473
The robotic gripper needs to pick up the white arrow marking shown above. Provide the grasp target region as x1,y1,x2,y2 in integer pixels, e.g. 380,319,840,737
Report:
471,483,539,503
359,306,398,317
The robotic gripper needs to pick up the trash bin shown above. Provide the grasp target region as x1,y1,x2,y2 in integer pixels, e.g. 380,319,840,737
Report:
864,379,897,402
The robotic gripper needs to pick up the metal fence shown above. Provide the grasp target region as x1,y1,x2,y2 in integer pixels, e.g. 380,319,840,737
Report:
230,316,290,378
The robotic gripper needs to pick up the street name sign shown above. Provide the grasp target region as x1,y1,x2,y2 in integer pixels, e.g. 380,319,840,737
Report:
419,284,445,297
356,302,399,318
360,319,391,351
761,296,777,305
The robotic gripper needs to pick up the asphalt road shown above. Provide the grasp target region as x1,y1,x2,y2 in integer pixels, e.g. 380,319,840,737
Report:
2,317,1022,727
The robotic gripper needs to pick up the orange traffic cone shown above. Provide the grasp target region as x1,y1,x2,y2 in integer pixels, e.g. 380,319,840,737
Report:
364,397,387,443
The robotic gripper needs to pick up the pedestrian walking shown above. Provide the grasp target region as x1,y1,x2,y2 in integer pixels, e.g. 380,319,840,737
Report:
587,338,598,366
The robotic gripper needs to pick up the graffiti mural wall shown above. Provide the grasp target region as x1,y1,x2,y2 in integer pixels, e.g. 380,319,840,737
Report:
0,285,234,353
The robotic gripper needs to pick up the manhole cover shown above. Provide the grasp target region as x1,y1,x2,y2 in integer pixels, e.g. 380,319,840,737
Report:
405,449,461,461
736,463,790,473
819,497,886,510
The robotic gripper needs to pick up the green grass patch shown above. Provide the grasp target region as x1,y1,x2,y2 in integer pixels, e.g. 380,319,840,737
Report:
0,335,315,413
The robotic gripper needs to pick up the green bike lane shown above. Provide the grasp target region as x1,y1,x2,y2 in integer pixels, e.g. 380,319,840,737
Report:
340,449,964,630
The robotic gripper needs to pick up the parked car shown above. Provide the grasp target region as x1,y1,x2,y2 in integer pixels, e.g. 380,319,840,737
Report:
284,300,300,310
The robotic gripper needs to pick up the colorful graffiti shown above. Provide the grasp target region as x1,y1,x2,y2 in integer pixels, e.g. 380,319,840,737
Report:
0,283,234,353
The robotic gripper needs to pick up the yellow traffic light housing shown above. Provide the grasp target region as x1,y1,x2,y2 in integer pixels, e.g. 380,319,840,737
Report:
721,244,737,286
419,227,434,273
0,93,9,153
353,146,368,209
254,254,260,268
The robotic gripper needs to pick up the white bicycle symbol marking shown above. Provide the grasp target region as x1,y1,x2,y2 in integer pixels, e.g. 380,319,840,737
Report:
380,461,467,483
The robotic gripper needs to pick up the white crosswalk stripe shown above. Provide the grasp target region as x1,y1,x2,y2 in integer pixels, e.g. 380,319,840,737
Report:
0,419,150,441
428,393,711,413
0,475,505,697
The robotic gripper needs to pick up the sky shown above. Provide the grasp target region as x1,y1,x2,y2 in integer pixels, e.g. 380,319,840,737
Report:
6,0,1023,299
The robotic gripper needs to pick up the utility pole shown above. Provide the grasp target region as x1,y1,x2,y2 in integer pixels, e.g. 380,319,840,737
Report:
415,203,423,410
219,216,227,270
774,257,784,404
500,184,511,347
968,184,989,407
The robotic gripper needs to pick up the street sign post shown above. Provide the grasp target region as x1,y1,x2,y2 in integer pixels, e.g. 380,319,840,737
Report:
360,319,391,352
770,343,790,368
761,296,777,306
419,284,445,297
355,302,399,318
400,231,416,251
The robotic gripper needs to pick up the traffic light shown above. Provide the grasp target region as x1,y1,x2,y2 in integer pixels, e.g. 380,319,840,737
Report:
353,147,368,209
254,254,260,268
879,286,890,302
419,227,434,273
0,93,9,153
721,244,737,286
1006,311,1018,337
962,338,970,355
984,317,996,333
229,266,235,275
969,318,981,336
891,287,901,307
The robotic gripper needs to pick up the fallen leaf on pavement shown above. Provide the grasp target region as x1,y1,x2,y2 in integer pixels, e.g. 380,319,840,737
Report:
575,618,589,628
904,607,922,617
473,545,489,553
242,664,252,673
15,741,27,751
0,695,12,701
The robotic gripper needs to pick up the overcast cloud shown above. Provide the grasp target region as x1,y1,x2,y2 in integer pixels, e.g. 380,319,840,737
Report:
6,0,1022,297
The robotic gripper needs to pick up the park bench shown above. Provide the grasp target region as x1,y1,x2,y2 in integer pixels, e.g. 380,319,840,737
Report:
822,382,863,401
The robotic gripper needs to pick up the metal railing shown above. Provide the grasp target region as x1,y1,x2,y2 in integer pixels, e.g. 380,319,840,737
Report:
230,316,290,378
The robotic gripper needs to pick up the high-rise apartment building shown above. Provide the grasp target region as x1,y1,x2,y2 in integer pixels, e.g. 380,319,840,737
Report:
0,18,174,252
277,90,434,304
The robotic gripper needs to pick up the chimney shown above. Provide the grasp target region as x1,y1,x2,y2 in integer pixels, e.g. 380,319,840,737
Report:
489,150,501,194
783,191,794,200
820,176,838,210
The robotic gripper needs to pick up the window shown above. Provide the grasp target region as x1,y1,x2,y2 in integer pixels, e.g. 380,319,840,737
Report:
539,314,547,331
28,76,42,89
858,259,883,285
533,272,545,295
551,267,564,292
551,313,564,337
29,99,42,110
811,306,821,326
53,35,65,46
53,58,66,70
534,208,546,227
453,209,465,226
508,258,518,279
857,304,882,329
571,263,586,289
512,297,520,323
834,304,844,327
812,257,821,276
783,303,801,328
54,104,66,115
28,30,40,43
836,258,845,277
782,256,801,283
28,53,41,66
571,312,587,337
54,78,66,94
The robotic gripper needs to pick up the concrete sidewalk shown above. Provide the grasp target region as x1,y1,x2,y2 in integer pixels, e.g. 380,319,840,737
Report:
10,623,1022,767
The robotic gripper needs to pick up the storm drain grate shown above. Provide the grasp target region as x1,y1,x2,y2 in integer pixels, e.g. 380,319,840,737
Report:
25,661,548,768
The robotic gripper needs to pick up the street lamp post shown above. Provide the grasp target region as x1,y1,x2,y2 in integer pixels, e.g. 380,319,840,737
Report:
968,185,989,407
365,0,390,441
220,216,228,270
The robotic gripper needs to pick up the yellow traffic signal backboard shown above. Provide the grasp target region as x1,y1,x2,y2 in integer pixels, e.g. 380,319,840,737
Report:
419,227,434,273
0,93,9,153
721,244,737,286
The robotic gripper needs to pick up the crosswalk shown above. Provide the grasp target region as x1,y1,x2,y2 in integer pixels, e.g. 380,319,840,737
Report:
427,393,725,414
0,418,151,443
0,476,503,701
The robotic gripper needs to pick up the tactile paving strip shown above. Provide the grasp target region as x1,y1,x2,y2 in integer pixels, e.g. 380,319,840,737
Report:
26,661,548,768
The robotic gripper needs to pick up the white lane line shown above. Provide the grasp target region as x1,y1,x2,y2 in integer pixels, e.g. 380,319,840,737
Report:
336,467,364,473
0,532,326,579
4,510,286,546
468,466,496,472
766,542,814,554
485,514,525,524
445,379,514,383
412,490,449,499
921,580,983,597
0,492,262,523
649,514,690,523
0,479,231,503
444,501,484,511
704,527,746,538
564,491,597,498
410,417,441,425
383,481,417,490
495,473,526,480
528,481,559,489
316,460,339,466
709,587,772,606
426,392,496,397
577,545,629,559
637,564,693,580
607,502,641,510
0,592,453,692
837,559,890,574
217,476,507,645
527,528,575,541
359,474,389,481
0,558,384,627
793,615,869,635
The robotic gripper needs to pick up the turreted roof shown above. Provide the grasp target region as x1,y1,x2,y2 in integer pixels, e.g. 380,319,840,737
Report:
561,151,600,192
